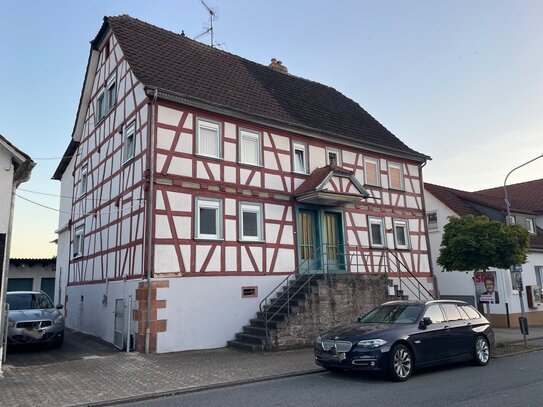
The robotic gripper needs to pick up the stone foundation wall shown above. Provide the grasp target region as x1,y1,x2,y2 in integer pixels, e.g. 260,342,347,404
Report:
273,274,390,349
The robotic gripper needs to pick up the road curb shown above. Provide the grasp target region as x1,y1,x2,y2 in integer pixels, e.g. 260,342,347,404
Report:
78,368,325,407
492,345,543,359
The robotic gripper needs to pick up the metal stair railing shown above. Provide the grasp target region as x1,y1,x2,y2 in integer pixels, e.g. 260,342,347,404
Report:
259,245,323,349
385,248,435,301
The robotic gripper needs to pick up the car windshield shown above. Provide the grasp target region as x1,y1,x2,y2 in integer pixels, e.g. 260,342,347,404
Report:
6,293,54,310
359,304,423,324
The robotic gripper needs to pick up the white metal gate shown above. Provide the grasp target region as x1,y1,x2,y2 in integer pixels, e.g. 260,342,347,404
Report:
113,299,125,350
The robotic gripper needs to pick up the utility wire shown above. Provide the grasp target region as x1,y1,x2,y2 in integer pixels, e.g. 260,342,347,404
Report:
18,188,144,203
16,194,144,216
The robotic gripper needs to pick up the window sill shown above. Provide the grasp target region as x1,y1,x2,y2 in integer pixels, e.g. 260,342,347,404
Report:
238,162,263,169
389,187,406,192
292,171,309,176
123,156,135,166
194,237,224,242
238,239,265,244
364,184,382,189
195,153,223,161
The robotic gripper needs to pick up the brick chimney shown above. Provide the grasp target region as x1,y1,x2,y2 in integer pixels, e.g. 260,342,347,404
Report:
269,58,288,73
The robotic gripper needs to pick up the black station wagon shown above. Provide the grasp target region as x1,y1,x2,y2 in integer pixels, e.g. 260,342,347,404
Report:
314,300,495,381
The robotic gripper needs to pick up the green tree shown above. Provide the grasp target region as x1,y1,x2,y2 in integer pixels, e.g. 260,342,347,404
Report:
437,215,530,272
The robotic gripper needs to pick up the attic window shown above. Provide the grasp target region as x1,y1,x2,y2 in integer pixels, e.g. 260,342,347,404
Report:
326,147,341,166
526,218,535,234
427,211,438,230
96,72,117,123
104,42,110,59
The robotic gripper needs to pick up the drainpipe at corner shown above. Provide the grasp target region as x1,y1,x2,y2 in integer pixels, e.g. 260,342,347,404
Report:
145,89,158,354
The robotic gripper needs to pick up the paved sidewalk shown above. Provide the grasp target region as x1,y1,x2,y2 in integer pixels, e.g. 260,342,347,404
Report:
1,326,542,407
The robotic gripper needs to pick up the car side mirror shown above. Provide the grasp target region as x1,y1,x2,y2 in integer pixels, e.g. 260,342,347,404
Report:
56,304,64,310
357,316,363,322
419,317,432,329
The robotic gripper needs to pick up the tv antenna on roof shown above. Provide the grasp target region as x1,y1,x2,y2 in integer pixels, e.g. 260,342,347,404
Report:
194,0,223,47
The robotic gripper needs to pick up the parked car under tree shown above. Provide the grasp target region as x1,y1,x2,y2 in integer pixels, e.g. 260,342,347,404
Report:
6,291,65,347
314,300,495,381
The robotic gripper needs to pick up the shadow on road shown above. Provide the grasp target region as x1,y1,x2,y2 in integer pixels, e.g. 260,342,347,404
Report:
5,328,119,367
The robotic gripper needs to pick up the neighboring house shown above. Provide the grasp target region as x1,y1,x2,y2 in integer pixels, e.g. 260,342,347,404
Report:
425,180,543,327
7,258,56,300
0,134,34,367
53,15,434,353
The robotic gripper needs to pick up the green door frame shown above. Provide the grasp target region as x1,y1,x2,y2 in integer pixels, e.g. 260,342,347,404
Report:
295,204,346,274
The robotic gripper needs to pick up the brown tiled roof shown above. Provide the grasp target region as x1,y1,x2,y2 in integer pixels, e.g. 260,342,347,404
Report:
97,15,428,161
476,178,543,213
425,182,543,250
424,183,505,216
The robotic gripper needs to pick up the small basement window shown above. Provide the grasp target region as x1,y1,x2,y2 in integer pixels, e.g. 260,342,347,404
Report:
241,286,258,298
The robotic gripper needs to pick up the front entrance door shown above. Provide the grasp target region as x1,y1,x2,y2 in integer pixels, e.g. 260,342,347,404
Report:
298,209,320,271
322,212,344,272
297,208,345,273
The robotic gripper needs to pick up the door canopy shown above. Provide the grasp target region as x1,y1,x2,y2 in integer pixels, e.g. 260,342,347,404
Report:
294,165,369,206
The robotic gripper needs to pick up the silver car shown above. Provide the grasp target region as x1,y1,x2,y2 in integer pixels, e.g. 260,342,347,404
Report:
6,291,64,347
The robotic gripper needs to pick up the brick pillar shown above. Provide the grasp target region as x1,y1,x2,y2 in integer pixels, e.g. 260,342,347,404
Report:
134,280,168,352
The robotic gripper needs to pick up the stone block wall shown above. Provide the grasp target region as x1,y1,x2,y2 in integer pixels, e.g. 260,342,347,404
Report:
273,274,390,349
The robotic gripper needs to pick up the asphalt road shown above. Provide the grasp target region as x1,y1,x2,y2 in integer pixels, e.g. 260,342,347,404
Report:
126,350,543,407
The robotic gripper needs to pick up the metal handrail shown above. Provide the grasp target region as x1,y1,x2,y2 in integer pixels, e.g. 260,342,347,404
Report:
258,244,434,348
385,248,434,300
259,246,323,348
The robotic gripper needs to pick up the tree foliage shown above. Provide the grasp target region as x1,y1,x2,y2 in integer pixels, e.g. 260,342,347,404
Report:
437,215,530,272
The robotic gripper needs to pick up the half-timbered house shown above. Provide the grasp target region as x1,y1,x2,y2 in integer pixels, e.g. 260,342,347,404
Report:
54,15,434,353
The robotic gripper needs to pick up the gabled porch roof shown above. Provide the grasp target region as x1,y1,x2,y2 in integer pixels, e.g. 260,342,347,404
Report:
294,165,369,206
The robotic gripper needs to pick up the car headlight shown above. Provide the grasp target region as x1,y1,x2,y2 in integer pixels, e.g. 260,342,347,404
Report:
357,339,387,348
54,315,64,324
315,336,322,344
8,319,15,328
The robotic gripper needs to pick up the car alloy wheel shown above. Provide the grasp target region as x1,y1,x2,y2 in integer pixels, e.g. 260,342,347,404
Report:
389,344,412,381
474,336,490,366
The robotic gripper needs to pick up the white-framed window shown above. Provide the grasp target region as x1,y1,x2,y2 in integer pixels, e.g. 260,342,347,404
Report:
364,157,380,186
326,147,342,166
239,129,262,166
123,121,136,162
239,202,263,241
507,215,516,225
369,217,385,248
393,219,410,249
388,162,404,190
106,74,117,112
79,164,88,196
73,226,85,257
526,218,535,234
427,211,438,230
95,72,117,123
292,141,308,174
535,266,543,288
195,198,222,240
196,118,221,159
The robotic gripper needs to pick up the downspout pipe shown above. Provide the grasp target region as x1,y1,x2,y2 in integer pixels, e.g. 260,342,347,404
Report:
145,89,158,354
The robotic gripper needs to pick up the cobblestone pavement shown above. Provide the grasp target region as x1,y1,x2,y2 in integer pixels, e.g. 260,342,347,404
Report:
1,326,542,407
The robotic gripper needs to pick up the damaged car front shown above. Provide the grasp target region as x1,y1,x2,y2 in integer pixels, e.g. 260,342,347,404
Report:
6,291,64,347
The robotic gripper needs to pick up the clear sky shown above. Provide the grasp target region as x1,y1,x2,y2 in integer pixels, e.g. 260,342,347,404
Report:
1,1,542,258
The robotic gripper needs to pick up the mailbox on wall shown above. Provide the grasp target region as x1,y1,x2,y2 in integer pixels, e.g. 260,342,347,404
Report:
526,285,542,308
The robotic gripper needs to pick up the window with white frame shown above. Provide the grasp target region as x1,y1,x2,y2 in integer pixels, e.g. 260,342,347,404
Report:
526,218,535,234
106,74,117,112
364,157,380,186
79,164,88,196
393,219,410,249
507,215,516,225
326,147,341,166
196,198,222,239
239,129,261,166
95,72,116,122
239,202,263,241
427,211,438,230
369,217,385,248
292,142,308,174
196,118,221,159
535,266,543,288
123,121,136,162
73,226,85,257
388,162,404,190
